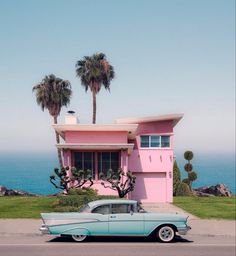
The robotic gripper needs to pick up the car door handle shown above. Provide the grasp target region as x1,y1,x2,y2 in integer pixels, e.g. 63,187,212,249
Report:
110,216,116,218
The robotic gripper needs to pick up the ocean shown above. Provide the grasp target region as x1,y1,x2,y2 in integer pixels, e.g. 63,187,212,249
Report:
0,152,235,195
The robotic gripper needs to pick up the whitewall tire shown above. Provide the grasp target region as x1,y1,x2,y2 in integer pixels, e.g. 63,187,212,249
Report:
157,226,175,243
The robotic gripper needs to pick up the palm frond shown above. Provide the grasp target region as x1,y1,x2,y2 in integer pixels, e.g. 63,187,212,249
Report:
75,52,115,93
33,74,72,117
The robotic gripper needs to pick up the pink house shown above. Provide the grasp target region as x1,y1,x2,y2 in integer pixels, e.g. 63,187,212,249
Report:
53,113,183,203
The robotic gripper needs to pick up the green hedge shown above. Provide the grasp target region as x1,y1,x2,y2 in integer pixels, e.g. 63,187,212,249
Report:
67,188,98,197
58,195,118,211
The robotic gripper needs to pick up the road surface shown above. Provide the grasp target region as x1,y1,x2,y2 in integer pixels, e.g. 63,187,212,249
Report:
0,234,235,256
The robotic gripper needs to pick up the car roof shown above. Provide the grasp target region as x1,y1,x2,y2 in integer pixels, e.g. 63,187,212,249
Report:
88,199,137,209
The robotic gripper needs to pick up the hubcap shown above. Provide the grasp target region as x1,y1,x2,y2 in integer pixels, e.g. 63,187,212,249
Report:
158,226,174,242
72,235,87,242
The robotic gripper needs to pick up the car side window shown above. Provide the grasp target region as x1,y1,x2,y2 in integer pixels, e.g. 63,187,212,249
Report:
92,205,110,215
111,204,130,214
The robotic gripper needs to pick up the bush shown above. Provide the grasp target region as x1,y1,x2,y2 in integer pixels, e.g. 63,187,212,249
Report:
175,182,192,196
59,195,87,208
57,193,119,210
182,178,190,185
67,188,98,197
173,160,181,196
54,205,82,212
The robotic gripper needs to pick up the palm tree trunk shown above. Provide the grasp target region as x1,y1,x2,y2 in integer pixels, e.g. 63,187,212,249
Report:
92,89,96,124
53,116,64,169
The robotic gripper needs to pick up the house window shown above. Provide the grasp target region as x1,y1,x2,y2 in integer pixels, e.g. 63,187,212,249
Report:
150,136,160,147
140,135,170,148
74,152,95,179
140,135,149,147
161,136,170,147
98,152,120,178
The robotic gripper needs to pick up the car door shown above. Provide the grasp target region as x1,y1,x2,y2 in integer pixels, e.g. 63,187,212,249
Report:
109,203,144,235
89,204,110,235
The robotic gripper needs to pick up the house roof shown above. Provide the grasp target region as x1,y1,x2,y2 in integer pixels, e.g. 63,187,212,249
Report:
116,113,184,127
53,124,138,139
53,113,183,141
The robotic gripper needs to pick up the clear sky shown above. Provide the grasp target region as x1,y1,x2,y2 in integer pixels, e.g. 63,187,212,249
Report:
0,0,235,155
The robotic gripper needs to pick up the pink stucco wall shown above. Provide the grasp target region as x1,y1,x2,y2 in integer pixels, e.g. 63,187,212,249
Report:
64,131,127,144
127,120,174,202
128,149,173,173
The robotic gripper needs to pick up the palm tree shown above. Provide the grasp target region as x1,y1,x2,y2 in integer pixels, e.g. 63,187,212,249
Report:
33,74,72,168
75,53,115,124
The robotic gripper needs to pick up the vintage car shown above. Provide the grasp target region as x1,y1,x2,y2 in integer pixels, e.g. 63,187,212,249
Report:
40,199,191,243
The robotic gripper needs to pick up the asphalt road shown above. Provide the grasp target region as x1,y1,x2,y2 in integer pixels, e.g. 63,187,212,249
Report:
0,234,235,256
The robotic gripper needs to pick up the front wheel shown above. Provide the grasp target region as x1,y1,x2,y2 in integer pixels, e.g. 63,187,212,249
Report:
71,234,87,242
157,226,175,243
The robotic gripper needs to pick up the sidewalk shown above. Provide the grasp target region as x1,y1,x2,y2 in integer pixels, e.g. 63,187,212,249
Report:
0,219,41,236
142,203,236,237
142,202,199,220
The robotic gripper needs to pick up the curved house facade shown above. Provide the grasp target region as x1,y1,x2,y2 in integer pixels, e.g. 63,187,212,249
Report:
53,113,183,203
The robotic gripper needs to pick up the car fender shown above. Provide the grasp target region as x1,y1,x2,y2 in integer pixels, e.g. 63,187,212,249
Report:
147,223,178,236
61,227,90,236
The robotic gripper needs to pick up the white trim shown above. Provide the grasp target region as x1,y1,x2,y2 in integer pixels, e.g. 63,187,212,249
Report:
56,143,134,155
53,124,138,139
116,113,184,126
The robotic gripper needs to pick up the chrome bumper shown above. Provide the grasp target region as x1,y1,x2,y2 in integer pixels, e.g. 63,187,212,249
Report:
40,225,49,234
177,225,191,235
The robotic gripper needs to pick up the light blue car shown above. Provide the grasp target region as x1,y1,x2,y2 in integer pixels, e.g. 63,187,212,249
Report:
40,199,191,243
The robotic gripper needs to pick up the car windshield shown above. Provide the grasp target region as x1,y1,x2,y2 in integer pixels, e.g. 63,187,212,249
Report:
79,204,91,213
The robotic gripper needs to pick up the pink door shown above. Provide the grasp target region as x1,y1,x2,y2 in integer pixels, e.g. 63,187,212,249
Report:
131,172,167,203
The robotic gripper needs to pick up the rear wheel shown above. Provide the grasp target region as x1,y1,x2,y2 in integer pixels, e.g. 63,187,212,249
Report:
157,226,175,243
71,234,87,242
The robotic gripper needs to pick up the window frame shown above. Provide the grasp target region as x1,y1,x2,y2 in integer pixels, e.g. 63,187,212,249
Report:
140,135,171,148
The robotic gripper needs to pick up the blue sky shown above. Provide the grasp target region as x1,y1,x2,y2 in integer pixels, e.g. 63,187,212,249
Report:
0,0,235,155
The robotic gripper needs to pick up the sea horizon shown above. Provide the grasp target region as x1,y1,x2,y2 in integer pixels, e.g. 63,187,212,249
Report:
0,152,235,195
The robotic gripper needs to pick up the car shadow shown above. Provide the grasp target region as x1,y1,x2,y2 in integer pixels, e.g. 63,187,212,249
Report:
47,235,193,244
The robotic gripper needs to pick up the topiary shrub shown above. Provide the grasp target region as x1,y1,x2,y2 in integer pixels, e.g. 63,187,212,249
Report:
184,163,193,172
184,151,194,161
188,171,197,182
175,182,192,196
173,160,181,196
182,150,198,191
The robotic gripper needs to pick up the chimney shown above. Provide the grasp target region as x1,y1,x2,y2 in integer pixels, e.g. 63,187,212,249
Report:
65,111,78,124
